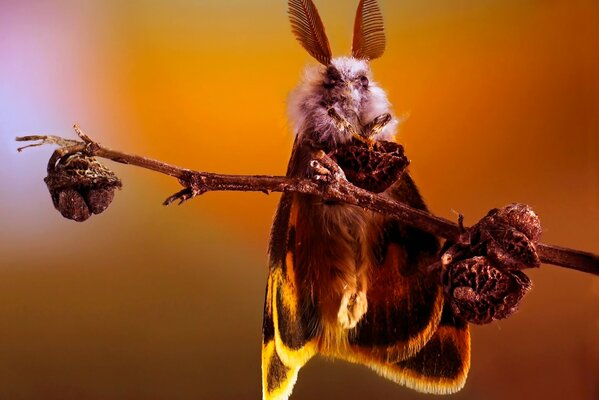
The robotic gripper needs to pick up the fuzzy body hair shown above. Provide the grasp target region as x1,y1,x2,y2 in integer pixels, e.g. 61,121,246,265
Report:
288,57,399,147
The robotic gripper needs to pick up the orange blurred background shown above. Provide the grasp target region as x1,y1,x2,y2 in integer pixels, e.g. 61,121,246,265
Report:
1,0,598,399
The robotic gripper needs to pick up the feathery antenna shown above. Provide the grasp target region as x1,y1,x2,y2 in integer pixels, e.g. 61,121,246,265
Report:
352,0,386,60
288,0,332,65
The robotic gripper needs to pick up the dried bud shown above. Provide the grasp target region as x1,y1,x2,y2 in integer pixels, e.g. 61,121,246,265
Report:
443,256,532,324
485,203,542,242
329,139,409,193
484,226,541,269
86,187,116,214
54,187,90,222
476,203,542,270
45,153,122,221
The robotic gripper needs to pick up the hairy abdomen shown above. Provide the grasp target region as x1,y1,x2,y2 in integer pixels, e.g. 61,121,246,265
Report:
292,194,377,343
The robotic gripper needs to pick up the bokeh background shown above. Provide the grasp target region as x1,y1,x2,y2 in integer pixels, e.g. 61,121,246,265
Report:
1,0,598,399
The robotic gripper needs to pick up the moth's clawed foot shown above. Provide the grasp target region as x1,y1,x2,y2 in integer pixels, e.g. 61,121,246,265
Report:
309,151,346,184
337,290,367,329
309,159,333,183
163,174,208,206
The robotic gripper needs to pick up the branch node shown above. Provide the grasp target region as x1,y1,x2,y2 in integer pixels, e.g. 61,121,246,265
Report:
73,123,94,144
164,173,209,206
15,135,81,152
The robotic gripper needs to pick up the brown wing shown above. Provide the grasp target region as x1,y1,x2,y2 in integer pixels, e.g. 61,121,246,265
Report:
335,173,471,393
262,140,319,400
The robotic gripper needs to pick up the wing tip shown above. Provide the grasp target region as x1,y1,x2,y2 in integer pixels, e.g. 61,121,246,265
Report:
262,340,300,400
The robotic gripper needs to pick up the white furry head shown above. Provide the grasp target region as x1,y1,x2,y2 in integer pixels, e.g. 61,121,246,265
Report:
288,57,398,147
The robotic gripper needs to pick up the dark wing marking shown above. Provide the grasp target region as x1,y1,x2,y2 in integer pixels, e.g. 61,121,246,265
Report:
268,192,294,269
262,266,317,400
268,134,302,267
390,306,470,394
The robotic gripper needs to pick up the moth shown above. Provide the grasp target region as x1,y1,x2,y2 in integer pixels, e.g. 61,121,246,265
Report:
262,1,470,399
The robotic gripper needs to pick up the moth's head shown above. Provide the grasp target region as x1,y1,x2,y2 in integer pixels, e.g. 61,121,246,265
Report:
322,58,371,109
287,0,397,146
289,56,397,145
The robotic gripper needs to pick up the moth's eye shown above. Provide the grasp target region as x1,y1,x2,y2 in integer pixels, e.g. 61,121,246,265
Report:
359,75,369,88
323,78,336,89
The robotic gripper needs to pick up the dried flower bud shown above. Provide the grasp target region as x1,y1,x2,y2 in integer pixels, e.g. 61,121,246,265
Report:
484,226,541,269
329,139,409,193
54,187,91,222
443,256,532,324
44,153,122,221
476,203,542,270
484,203,542,242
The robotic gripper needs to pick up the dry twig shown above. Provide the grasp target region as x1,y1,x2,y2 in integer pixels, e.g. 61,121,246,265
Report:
16,125,599,277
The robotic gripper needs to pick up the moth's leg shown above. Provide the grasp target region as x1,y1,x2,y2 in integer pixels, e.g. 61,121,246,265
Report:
327,108,356,135
361,113,392,139
327,108,375,147
308,153,346,183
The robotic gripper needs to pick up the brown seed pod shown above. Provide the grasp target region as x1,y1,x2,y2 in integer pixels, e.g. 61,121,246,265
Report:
475,203,542,270
443,256,532,325
484,203,542,243
44,153,122,221
329,139,409,193
483,226,541,269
